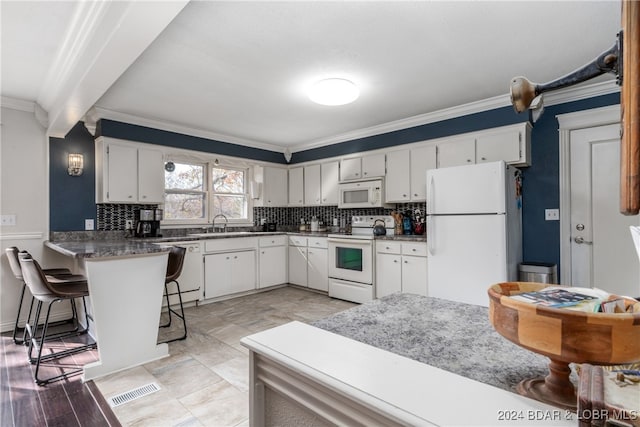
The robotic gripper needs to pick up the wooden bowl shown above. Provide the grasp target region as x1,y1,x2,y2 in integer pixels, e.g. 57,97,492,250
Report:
488,282,640,410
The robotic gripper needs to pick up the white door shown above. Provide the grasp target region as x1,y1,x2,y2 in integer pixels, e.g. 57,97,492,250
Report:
569,124,640,296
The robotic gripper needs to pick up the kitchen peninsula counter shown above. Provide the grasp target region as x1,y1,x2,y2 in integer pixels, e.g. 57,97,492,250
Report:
241,294,574,426
45,240,171,381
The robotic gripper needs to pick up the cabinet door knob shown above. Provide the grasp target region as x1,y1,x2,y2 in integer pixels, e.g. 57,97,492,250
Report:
141,195,146,199
128,195,133,198
393,259,398,263
467,159,472,163
404,260,408,263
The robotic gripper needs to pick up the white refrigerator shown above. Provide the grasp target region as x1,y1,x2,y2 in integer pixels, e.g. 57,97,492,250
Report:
426,160,522,307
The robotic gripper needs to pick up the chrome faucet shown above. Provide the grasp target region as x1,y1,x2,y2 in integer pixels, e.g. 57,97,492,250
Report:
212,214,228,233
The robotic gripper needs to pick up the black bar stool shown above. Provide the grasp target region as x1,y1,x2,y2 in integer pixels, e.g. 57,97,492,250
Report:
5,247,82,345
18,252,96,385
159,245,187,343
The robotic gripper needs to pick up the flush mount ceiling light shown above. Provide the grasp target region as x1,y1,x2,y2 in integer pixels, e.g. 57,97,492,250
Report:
308,78,359,106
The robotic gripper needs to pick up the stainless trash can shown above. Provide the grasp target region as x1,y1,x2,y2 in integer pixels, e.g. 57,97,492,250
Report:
518,262,557,284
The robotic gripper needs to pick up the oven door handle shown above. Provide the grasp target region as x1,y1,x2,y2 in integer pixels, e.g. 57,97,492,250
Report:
327,238,372,246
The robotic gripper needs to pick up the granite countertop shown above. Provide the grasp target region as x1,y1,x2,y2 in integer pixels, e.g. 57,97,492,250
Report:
375,234,426,242
44,240,170,259
313,293,556,393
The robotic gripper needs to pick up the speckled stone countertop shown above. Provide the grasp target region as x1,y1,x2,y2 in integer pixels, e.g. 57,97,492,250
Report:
44,240,170,259
313,293,555,393
375,234,426,242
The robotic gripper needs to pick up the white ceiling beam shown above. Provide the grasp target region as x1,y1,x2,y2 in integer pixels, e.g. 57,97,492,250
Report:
40,0,189,138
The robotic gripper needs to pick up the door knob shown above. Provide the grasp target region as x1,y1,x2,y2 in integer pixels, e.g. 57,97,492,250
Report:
574,236,593,245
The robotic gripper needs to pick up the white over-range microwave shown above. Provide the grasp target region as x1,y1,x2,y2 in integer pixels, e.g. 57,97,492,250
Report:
337,179,387,209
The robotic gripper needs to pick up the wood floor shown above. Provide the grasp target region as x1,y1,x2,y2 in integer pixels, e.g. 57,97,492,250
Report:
0,325,119,427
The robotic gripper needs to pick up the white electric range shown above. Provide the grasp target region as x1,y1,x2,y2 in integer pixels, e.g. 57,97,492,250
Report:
327,216,395,303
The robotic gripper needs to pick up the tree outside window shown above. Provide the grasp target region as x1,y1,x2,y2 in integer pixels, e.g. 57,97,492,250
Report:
164,162,206,221
211,167,248,220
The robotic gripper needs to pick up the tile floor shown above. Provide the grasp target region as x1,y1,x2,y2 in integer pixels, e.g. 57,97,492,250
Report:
94,286,356,426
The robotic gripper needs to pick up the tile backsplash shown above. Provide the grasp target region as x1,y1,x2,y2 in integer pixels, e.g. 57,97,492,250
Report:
254,203,426,228
95,203,426,232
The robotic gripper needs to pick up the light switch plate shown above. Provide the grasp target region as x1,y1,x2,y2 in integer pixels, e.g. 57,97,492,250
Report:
85,219,95,230
545,209,559,221
1,214,16,226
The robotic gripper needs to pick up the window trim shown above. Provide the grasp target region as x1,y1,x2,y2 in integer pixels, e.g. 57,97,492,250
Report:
162,158,254,227
209,164,253,225
162,160,209,226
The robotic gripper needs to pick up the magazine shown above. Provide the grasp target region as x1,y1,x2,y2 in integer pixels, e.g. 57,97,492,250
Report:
510,288,599,307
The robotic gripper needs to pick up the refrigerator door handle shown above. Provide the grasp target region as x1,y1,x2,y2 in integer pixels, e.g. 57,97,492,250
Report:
428,176,435,214
427,215,434,255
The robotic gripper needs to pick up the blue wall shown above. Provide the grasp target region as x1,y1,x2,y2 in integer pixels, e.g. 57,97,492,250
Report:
50,122,96,231
50,93,621,275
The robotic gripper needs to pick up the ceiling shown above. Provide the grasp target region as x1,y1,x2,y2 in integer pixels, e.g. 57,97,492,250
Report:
1,1,621,153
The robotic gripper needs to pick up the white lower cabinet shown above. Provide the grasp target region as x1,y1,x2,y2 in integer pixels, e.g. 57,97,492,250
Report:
288,236,308,287
307,238,328,292
258,236,288,288
376,241,428,298
288,236,328,291
203,238,257,299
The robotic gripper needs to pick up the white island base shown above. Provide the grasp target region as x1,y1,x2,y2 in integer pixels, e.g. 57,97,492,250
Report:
240,321,576,426
81,253,169,381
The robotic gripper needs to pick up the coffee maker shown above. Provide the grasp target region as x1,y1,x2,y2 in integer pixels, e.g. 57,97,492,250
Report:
135,209,155,238
151,208,163,237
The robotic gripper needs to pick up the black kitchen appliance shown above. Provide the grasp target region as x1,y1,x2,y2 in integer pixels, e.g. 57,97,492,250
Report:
135,208,162,238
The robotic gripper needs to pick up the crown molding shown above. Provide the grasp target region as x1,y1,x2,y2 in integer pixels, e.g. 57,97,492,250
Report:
87,79,620,155
1,96,35,113
289,80,620,152
1,96,49,128
91,106,287,153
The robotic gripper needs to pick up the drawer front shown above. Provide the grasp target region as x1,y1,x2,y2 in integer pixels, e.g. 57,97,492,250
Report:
259,235,287,247
205,237,258,253
288,235,307,247
402,242,427,257
376,241,402,254
307,237,327,249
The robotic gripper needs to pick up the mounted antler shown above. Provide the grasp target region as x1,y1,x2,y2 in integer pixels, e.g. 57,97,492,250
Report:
510,37,622,113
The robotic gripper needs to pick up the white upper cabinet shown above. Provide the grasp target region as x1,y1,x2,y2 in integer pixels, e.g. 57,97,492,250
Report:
339,153,386,181
410,145,437,200
437,136,475,168
288,167,304,206
321,161,339,205
361,153,386,179
304,164,321,205
263,166,288,207
476,123,531,166
95,137,164,204
137,148,165,203
385,150,411,202
339,157,362,181
436,123,531,168
386,146,437,202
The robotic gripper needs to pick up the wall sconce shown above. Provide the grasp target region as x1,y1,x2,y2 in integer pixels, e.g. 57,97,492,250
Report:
67,153,84,176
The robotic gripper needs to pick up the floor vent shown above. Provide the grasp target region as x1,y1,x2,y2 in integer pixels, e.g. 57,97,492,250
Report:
107,383,160,407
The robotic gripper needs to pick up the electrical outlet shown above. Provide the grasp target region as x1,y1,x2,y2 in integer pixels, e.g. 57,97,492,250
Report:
85,219,95,230
125,219,134,230
1,214,16,226
545,209,559,221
